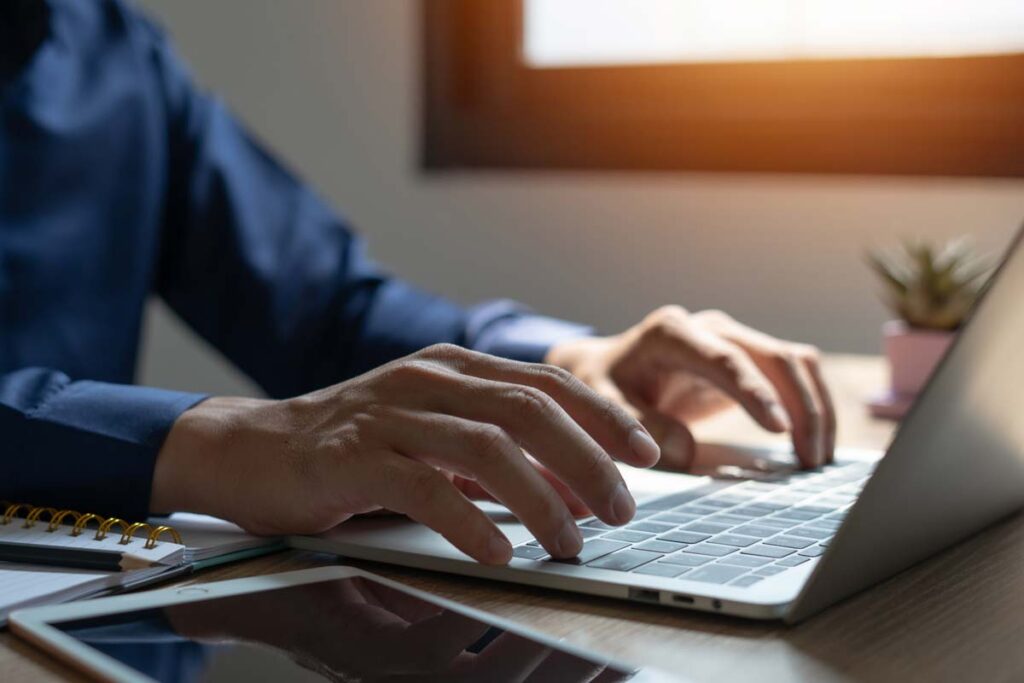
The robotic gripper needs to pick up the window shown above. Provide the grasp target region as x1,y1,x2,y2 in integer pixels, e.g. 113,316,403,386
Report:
523,0,1024,67
422,0,1024,177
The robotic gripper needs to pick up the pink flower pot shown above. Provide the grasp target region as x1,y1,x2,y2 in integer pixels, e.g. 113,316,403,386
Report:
883,320,955,397
869,321,955,419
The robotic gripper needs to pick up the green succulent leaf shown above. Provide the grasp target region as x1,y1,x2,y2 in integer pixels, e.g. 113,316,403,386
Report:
867,239,993,331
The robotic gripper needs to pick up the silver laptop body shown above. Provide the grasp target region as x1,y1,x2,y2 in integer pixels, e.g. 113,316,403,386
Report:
295,227,1024,622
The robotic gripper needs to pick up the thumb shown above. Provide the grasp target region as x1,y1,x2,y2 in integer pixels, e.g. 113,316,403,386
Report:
640,411,696,471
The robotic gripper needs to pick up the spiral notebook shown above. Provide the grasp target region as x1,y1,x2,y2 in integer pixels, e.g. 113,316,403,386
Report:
0,503,284,626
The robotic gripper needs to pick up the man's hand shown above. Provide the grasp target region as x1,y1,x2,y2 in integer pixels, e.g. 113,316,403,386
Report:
151,344,661,564
546,307,836,471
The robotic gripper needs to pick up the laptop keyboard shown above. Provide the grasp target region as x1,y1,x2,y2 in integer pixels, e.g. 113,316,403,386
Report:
511,460,875,589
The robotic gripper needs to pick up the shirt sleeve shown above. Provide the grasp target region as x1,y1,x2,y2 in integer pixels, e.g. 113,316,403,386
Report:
1,368,206,520
141,14,591,400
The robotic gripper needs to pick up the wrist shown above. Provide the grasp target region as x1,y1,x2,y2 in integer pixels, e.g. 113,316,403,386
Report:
544,335,613,372
150,396,268,518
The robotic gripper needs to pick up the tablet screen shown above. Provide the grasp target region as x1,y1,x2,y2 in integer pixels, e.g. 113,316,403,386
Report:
53,574,656,682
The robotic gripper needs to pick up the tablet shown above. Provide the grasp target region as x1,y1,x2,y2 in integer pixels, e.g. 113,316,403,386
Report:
11,565,677,682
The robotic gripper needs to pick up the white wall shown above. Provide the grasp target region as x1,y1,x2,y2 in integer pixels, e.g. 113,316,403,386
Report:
134,0,1024,397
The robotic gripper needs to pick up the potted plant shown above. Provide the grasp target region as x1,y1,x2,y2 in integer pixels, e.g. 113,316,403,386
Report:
866,240,992,419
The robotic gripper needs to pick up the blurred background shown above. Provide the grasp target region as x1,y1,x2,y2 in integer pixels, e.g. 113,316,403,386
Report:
134,0,1024,397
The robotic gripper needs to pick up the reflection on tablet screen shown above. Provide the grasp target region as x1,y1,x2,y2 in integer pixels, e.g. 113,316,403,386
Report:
54,575,652,682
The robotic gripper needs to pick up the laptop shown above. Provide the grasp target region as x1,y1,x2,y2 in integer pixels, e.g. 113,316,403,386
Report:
295,226,1024,623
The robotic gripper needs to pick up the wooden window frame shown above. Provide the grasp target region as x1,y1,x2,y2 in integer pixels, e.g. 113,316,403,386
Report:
422,0,1024,177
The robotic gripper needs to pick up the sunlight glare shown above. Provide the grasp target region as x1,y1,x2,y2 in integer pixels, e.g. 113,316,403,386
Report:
523,0,1024,66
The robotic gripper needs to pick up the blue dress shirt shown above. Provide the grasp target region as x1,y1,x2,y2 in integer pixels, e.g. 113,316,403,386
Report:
0,0,589,521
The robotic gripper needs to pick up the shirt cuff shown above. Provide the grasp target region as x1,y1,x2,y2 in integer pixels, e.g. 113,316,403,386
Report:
20,378,207,520
467,300,593,364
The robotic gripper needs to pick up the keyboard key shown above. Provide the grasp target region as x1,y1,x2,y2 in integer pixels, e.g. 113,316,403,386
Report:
707,534,758,548
676,505,723,516
706,514,751,526
794,505,833,515
706,496,753,506
683,564,750,584
788,527,832,540
628,521,677,534
746,502,787,511
604,530,655,543
652,513,701,525
741,544,795,558
683,543,737,557
699,499,735,508
634,540,687,554
717,554,772,568
776,555,810,567
684,522,732,535
733,525,781,538
550,539,629,564
799,545,826,557
632,562,691,578
732,507,772,517
658,530,711,544
587,549,663,571
773,510,820,521
512,545,548,560
730,575,765,587
637,481,738,510
765,535,815,549
578,526,607,539
660,553,713,567
806,520,842,531
757,518,797,529
579,520,617,531
722,509,760,519
763,495,805,506
753,565,787,576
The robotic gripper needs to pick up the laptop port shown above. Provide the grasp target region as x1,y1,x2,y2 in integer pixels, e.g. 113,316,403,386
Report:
628,588,660,604
672,594,695,605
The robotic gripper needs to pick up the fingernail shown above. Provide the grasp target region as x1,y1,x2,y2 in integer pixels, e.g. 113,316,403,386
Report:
769,403,791,431
488,536,512,564
611,482,636,525
629,428,661,464
555,523,582,558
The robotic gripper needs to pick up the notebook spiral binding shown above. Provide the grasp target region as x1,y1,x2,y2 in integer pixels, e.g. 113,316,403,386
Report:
0,502,182,550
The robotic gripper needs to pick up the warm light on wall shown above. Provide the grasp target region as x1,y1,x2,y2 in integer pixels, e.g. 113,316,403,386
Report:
524,0,1024,67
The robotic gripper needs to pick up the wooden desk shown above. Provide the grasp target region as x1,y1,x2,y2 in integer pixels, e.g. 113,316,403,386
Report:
4,355,1023,682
